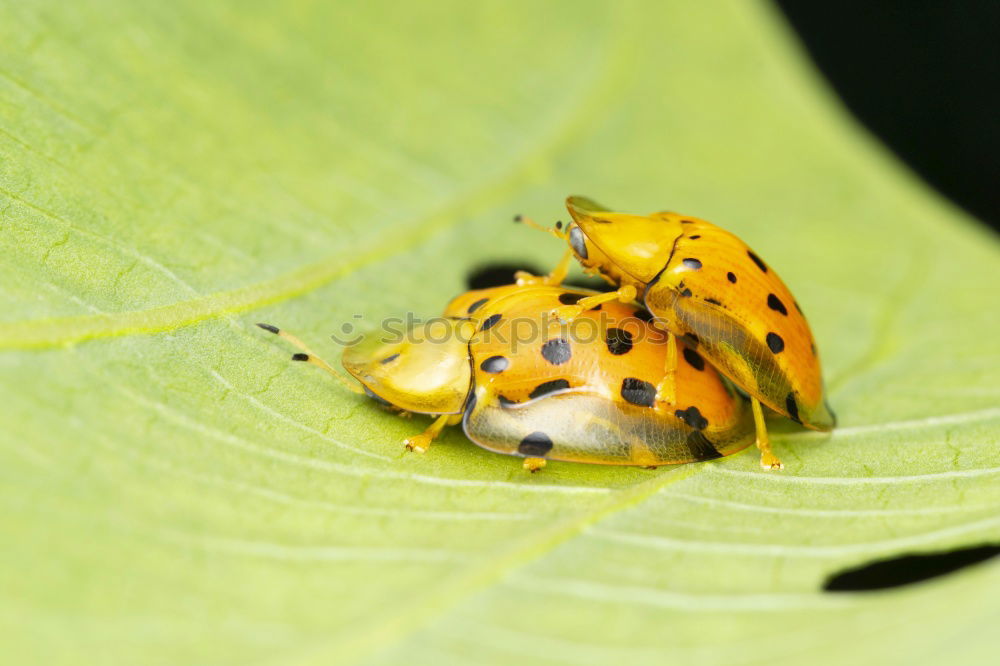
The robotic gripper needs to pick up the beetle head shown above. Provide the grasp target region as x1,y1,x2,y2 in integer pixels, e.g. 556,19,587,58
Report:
342,318,474,415
565,195,682,285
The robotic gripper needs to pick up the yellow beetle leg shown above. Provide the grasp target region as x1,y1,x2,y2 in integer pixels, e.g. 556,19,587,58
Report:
654,332,677,406
404,414,461,453
552,285,637,322
522,457,547,472
515,247,573,287
751,397,784,470
514,215,571,286
257,323,364,395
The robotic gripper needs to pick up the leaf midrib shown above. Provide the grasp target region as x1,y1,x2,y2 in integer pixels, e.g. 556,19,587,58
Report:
0,5,636,352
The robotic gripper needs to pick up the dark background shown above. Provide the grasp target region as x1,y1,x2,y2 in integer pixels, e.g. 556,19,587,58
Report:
777,1,1000,233
781,1,1000,589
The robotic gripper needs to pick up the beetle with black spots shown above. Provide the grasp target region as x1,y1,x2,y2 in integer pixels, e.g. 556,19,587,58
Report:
259,283,756,472
516,196,837,469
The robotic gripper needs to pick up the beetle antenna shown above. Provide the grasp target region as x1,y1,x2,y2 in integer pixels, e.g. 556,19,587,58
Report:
256,323,364,394
514,214,567,240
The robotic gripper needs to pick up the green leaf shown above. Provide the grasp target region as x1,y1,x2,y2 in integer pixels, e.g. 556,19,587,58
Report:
2,1,998,664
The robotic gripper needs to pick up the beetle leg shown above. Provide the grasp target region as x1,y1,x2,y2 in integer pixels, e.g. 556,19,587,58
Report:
404,414,461,453
752,398,784,470
552,285,637,322
256,323,364,394
515,247,573,287
654,332,677,406
522,457,547,472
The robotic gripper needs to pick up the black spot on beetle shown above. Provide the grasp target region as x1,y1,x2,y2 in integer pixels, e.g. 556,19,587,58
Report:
747,250,768,273
540,338,572,365
530,379,570,399
621,378,656,407
680,288,693,298
682,258,702,270
766,332,785,354
380,353,400,365
824,544,1000,592
569,226,588,259
705,297,722,306
680,219,694,225
480,355,509,373
633,308,654,323
674,405,708,430
467,297,489,314
682,348,705,371
480,314,502,331
785,392,801,423
727,271,737,283
518,431,554,457
688,234,701,240
767,293,788,316
605,328,634,355
559,292,601,312
685,431,723,460
680,333,700,347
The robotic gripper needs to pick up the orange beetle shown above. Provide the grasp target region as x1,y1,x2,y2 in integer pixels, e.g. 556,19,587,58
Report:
259,283,755,471
517,196,835,469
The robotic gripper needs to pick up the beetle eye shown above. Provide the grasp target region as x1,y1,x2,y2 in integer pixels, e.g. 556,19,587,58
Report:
363,385,392,406
569,226,589,260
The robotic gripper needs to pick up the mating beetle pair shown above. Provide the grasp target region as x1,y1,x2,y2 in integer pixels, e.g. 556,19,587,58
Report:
260,196,833,471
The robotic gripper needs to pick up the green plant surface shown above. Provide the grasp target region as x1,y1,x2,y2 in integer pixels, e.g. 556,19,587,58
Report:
1,1,999,664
